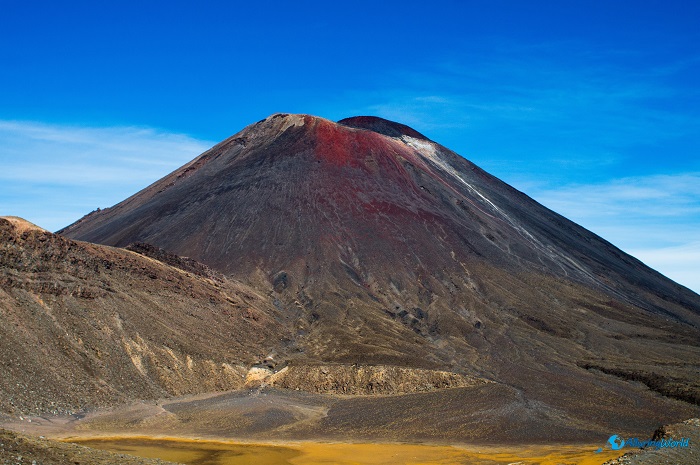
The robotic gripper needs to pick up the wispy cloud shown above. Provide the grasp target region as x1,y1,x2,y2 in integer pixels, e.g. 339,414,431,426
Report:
531,174,700,222
0,120,213,231
629,242,700,293
528,173,700,293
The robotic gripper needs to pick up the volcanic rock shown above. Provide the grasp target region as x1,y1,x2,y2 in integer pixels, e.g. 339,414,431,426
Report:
0,216,289,414
12,113,700,438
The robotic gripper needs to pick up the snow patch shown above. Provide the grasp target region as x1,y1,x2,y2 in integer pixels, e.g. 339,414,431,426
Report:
401,135,439,160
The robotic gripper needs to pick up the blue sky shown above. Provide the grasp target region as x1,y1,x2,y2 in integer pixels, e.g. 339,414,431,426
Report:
1,1,698,292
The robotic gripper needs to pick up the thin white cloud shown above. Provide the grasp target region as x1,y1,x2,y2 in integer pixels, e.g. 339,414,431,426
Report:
527,174,700,293
630,242,700,294
531,174,700,222
0,120,214,231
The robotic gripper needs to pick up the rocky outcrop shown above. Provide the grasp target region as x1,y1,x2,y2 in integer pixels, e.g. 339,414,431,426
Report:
125,242,224,282
268,364,488,395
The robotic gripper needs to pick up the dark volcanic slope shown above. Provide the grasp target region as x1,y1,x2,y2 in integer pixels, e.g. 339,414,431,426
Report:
59,114,698,312
57,114,700,435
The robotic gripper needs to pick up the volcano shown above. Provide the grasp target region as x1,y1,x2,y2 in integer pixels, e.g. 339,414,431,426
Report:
51,113,700,440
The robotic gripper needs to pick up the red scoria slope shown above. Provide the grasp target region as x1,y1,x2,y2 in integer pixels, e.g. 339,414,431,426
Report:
56,114,700,438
